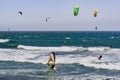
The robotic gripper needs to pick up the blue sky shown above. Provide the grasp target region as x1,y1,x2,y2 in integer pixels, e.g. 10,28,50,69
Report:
0,0,120,31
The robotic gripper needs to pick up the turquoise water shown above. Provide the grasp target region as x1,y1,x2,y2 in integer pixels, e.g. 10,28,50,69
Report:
0,31,120,80
0,31,120,48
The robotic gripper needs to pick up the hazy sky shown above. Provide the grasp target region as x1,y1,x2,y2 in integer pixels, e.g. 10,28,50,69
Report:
0,0,120,31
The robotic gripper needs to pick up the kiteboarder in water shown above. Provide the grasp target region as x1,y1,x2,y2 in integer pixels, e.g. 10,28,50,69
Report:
47,52,56,70
109,45,112,48
98,55,102,60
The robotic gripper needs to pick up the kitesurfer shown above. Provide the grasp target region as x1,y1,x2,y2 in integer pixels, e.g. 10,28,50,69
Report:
109,45,112,48
98,55,102,60
95,27,97,30
47,52,56,70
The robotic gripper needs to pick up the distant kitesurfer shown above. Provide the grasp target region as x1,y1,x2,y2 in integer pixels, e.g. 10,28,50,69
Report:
95,27,97,30
109,45,112,48
47,52,56,70
98,55,102,60
8,28,10,31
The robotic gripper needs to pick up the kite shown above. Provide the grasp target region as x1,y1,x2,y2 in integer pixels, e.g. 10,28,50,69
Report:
46,17,50,22
18,11,23,15
94,10,99,17
74,5,80,16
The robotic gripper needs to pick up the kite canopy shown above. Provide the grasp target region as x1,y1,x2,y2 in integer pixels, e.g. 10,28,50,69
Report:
46,17,50,22
94,10,99,17
74,5,80,16
18,11,22,15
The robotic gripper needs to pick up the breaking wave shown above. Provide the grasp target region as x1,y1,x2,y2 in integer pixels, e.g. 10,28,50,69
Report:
0,45,120,70
0,39,9,43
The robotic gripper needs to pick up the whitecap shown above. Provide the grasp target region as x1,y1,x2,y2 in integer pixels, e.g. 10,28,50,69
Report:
109,36,115,39
0,39,9,43
17,45,82,52
64,37,71,40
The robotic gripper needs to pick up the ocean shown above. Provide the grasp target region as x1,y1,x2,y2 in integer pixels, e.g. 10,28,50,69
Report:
0,31,120,80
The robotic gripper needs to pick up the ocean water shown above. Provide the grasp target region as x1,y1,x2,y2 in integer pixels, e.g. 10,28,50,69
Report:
0,31,120,80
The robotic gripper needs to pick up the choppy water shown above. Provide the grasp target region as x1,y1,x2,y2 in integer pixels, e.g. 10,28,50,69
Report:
0,31,120,80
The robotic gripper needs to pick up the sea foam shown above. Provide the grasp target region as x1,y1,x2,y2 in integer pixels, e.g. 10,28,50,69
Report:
0,46,120,70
